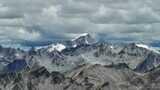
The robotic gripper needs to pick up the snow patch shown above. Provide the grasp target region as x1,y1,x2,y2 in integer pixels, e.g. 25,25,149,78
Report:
73,44,77,48
48,43,66,52
15,53,20,57
110,45,114,49
136,44,149,49
85,39,89,44
136,44,160,54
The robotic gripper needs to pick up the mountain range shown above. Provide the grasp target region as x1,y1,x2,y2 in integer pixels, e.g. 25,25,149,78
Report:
0,33,160,90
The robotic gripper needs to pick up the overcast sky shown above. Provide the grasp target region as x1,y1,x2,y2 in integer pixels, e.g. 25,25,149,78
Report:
0,0,160,46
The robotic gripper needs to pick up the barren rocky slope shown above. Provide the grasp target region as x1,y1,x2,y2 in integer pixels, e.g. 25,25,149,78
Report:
0,64,160,90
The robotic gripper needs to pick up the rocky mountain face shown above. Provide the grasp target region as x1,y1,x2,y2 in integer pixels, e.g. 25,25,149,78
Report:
0,33,160,90
0,64,160,90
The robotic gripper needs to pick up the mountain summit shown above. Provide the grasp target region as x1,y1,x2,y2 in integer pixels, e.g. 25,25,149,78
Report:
71,33,96,47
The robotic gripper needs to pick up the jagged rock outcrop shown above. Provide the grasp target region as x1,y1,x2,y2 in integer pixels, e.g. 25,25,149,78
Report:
0,64,159,90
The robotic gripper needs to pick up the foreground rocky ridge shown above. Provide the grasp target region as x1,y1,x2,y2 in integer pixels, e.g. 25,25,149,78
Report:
0,64,160,90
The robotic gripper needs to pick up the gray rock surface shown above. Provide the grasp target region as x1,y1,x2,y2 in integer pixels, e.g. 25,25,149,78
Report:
0,64,160,90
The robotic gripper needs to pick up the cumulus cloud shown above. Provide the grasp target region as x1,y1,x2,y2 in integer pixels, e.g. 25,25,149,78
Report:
0,0,160,46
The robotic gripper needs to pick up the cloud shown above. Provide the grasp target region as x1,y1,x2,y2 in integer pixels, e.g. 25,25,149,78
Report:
0,0,160,46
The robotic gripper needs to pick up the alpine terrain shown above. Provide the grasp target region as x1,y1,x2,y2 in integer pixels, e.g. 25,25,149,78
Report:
0,33,160,90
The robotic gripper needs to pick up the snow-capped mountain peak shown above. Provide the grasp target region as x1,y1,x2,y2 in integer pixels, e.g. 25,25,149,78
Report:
72,33,89,41
71,33,96,48
48,43,66,52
